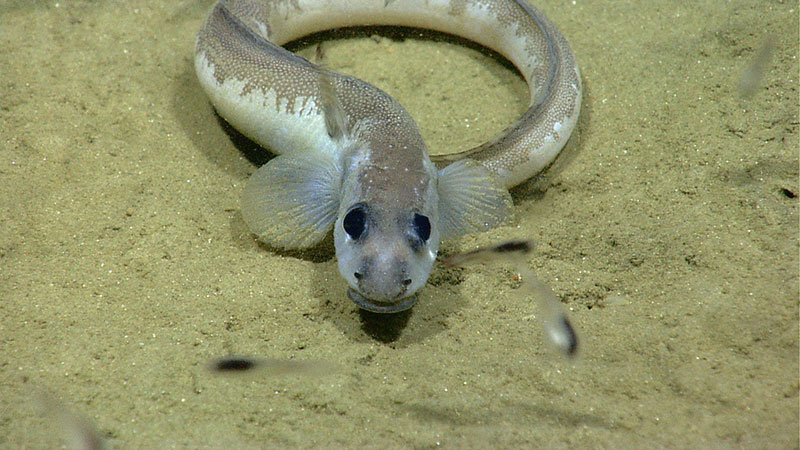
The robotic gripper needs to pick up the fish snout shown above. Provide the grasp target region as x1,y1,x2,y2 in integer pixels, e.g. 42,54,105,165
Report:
347,258,418,313
357,257,411,299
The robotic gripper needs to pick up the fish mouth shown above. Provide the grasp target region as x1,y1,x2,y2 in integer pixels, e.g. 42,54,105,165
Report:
347,288,417,313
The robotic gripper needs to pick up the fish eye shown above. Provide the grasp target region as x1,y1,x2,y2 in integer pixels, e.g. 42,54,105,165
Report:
411,213,431,242
343,204,367,240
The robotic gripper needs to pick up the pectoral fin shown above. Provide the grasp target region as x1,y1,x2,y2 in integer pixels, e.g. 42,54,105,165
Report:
437,159,513,241
241,151,342,249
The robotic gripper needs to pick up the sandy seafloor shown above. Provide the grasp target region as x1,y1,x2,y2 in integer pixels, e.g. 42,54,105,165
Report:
1,0,797,448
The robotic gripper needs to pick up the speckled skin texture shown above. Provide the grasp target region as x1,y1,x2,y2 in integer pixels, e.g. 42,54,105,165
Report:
197,1,433,215
195,0,581,189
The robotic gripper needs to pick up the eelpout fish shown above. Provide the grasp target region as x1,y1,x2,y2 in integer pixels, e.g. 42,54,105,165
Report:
195,0,581,312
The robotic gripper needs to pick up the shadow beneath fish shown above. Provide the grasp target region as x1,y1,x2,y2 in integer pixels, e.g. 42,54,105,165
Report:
357,307,413,343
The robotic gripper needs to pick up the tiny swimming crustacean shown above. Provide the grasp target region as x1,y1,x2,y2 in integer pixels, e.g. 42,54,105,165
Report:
194,0,582,313
442,240,579,356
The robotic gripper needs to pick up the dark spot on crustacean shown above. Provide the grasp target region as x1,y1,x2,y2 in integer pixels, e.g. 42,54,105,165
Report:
211,357,257,372
493,240,532,254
